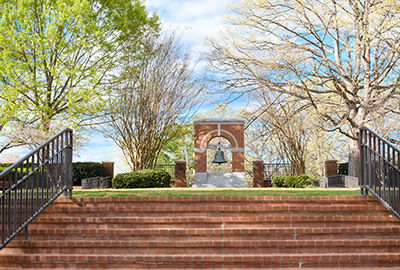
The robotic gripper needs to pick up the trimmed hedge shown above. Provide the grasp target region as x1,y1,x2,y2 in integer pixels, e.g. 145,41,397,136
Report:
1,162,105,186
112,169,171,189
272,174,319,188
72,162,104,186
0,166,8,173
0,163,13,168
0,166,29,186
271,175,286,188
338,162,349,175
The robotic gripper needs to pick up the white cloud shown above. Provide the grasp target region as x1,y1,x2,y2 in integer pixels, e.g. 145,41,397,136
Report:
146,0,236,57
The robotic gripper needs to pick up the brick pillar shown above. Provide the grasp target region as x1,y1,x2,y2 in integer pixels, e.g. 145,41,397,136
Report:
102,161,114,179
325,160,337,178
194,152,207,173
232,151,245,173
174,160,187,188
253,160,264,188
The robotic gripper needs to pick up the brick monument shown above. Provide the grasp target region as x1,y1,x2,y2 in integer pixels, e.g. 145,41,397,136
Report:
193,118,246,187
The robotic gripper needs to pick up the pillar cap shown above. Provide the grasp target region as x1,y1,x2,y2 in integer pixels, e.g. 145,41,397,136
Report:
194,118,245,125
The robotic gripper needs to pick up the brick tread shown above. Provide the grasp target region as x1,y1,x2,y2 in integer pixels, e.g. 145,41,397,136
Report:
54,196,376,203
5,239,400,250
23,225,400,233
46,203,385,211
1,253,400,266
32,214,398,225
2,268,397,270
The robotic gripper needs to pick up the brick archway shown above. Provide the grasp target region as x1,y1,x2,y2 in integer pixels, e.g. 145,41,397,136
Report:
193,118,246,187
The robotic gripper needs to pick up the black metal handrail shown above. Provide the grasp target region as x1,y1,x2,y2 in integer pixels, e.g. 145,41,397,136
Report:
154,164,176,181
0,128,73,250
264,163,293,180
360,127,400,219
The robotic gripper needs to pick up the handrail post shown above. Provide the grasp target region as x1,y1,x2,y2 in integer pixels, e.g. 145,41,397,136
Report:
360,128,365,196
65,130,73,198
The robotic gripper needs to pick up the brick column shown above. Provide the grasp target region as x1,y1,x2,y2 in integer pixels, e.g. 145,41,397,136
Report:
232,151,245,173
194,152,207,173
253,160,264,188
102,161,114,179
325,160,337,178
174,160,187,188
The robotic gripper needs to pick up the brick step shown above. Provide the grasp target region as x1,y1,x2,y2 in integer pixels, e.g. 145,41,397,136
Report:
49,196,381,208
39,211,390,221
2,268,398,270
43,205,388,217
26,222,400,230
0,263,398,270
54,196,377,202
4,239,400,255
48,197,383,212
27,215,399,230
33,214,400,225
15,227,400,241
1,253,399,269
48,196,379,210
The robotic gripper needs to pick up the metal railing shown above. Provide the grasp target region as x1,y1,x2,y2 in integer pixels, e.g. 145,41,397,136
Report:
264,163,293,180
0,128,73,250
154,164,176,181
360,127,400,219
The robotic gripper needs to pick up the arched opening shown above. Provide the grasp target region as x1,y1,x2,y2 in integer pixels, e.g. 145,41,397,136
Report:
193,118,246,188
207,137,232,173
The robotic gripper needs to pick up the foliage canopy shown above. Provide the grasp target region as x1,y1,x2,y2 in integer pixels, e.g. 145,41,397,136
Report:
0,0,158,152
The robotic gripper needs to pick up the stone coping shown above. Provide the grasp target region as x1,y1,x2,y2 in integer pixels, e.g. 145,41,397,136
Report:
194,118,245,125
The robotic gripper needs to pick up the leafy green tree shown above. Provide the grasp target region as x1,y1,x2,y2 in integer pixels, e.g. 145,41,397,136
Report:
0,0,158,152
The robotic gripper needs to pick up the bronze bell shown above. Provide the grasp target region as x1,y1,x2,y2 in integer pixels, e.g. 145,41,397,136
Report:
212,143,227,165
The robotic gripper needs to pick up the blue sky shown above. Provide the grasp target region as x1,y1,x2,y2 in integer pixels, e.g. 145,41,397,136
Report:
146,0,235,57
0,0,241,173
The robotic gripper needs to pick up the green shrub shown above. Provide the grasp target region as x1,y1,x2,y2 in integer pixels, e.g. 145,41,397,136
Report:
271,175,286,188
72,162,104,186
0,166,27,178
1,162,106,187
284,175,297,188
0,166,9,184
112,169,171,189
0,163,13,168
0,166,8,173
0,166,29,187
272,174,319,188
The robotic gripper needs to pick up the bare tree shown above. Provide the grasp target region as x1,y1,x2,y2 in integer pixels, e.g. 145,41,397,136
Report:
206,0,400,177
249,92,311,175
101,32,203,171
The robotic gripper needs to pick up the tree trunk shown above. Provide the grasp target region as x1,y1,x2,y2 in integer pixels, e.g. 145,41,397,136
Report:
348,138,360,181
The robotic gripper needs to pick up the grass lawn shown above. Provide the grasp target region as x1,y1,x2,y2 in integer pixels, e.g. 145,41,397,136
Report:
72,187,361,198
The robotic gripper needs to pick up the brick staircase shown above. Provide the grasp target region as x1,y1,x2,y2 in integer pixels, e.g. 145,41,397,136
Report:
1,196,400,269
